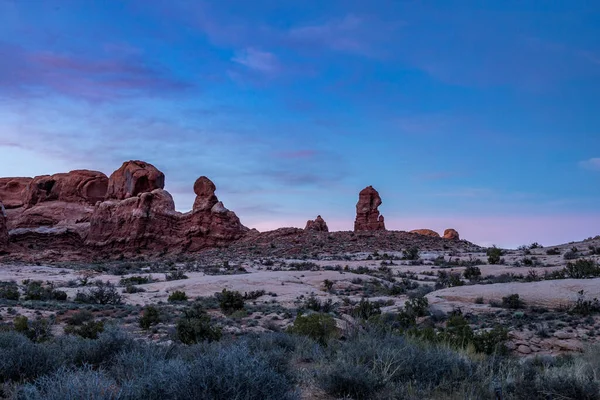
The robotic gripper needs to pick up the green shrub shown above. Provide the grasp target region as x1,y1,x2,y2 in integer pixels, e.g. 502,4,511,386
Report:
351,298,382,320
502,293,524,309
66,310,94,326
23,281,67,301
139,306,160,330
463,265,482,280
168,290,188,302
404,296,429,317
176,305,222,344
13,316,53,343
546,248,561,255
119,275,153,286
402,247,420,261
64,321,105,339
124,285,145,293
243,290,266,300
0,281,20,300
165,271,188,281
75,281,122,305
288,313,337,345
486,246,503,264
564,259,600,279
216,289,244,314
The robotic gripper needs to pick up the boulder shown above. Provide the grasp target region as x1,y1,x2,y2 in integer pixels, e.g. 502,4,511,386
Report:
193,176,218,211
410,229,440,238
105,160,165,200
354,186,385,231
443,228,460,240
0,177,32,209
305,215,329,232
0,202,8,249
23,170,108,207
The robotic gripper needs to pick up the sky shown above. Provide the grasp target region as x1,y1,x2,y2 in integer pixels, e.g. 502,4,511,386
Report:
0,0,599,248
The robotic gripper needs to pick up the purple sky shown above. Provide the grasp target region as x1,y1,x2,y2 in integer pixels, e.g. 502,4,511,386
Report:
1,1,599,248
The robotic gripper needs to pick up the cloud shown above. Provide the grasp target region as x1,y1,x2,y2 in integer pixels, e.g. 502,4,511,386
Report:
232,47,279,73
579,158,600,171
273,150,318,159
0,42,191,101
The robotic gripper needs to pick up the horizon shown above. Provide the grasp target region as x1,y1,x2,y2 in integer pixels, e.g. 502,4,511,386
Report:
1,1,599,248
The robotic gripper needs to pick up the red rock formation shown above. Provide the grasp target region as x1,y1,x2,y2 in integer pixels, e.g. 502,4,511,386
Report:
354,186,385,231
105,160,165,200
305,215,329,232
410,229,440,238
24,170,108,207
0,202,8,249
0,177,32,209
87,173,248,253
443,229,460,240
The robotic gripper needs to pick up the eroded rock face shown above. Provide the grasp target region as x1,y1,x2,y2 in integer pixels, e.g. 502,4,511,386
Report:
193,176,218,211
410,229,440,238
87,174,248,253
24,170,108,207
305,215,329,232
0,202,8,249
444,229,460,240
0,177,32,209
354,186,385,231
106,161,165,200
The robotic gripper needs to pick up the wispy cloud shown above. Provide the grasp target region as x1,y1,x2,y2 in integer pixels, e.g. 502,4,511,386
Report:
232,47,279,73
579,158,600,171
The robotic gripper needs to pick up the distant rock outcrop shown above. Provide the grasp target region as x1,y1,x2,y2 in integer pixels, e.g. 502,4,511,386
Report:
193,176,218,211
0,202,8,249
444,229,460,240
24,170,108,207
305,215,329,232
410,229,440,238
105,161,165,200
354,186,385,231
0,177,32,209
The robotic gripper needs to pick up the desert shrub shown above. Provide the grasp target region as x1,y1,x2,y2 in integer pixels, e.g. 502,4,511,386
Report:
564,259,600,279
64,320,105,339
0,331,59,383
139,306,160,330
463,265,482,280
302,294,335,313
168,290,188,302
13,316,53,343
436,270,464,288
75,281,122,305
17,366,122,400
124,285,145,293
570,290,600,316
176,305,222,344
486,246,503,264
66,310,94,326
0,281,20,300
320,363,383,399
352,298,382,320
216,289,244,314
243,290,266,300
404,296,429,317
288,313,337,345
472,326,509,355
502,294,524,309
119,275,153,286
164,271,188,281
546,248,561,255
322,279,334,291
402,246,420,261
23,281,67,301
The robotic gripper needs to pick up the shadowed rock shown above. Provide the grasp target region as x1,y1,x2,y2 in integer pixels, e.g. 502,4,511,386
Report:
354,186,385,231
0,202,7,249
305,215,329,232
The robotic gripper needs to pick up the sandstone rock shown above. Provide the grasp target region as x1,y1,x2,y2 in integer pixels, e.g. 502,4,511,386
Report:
193,176,218,211
0,202,8,249
0,177,32,209
410,229,440,238
23,170,108,207
517,345,532,354
554,330,576,340
106,161,165,200
443,228,460,240
305,215,329,232
354,186,385,231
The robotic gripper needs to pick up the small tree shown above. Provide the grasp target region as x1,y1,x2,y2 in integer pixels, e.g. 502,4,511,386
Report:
487,246,503,265
463,266,482,281
216,289,245,314
288,313,337,345
139,306,161,330
176,304,222,344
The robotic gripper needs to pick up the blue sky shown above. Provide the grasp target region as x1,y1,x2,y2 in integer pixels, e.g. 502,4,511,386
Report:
0,0,599,247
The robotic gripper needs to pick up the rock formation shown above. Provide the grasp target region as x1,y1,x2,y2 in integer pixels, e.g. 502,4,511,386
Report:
105,160,165,200
24,170,108,207
0,202,8,249
193,176,218,211
443,229,460,240
0,177,32,209
354,186,385,231
410,229,440,238
305,215,329,232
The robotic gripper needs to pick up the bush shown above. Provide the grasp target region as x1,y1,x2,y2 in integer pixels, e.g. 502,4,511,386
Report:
463,265,482,280
546,248,561,255
0,331,59,383
320,363,383,399
0,281,20,300
502,294,524,309
487,246,503,264
168,290,188,302
289,313,337,345
176,305,222,344
66,310,94,326
23,281,66,301
165,271,188,281
243,290,266,300
216,289,244,314
564,259,600,279
119,275,153,286
404,296,429,317
75,281,122,305
402,247,420,261
436,271,464,288
124,285,146,293
64,321,105,339
139,306,160,330
13,316,53,343
571,290,600,316
352,298,382,320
